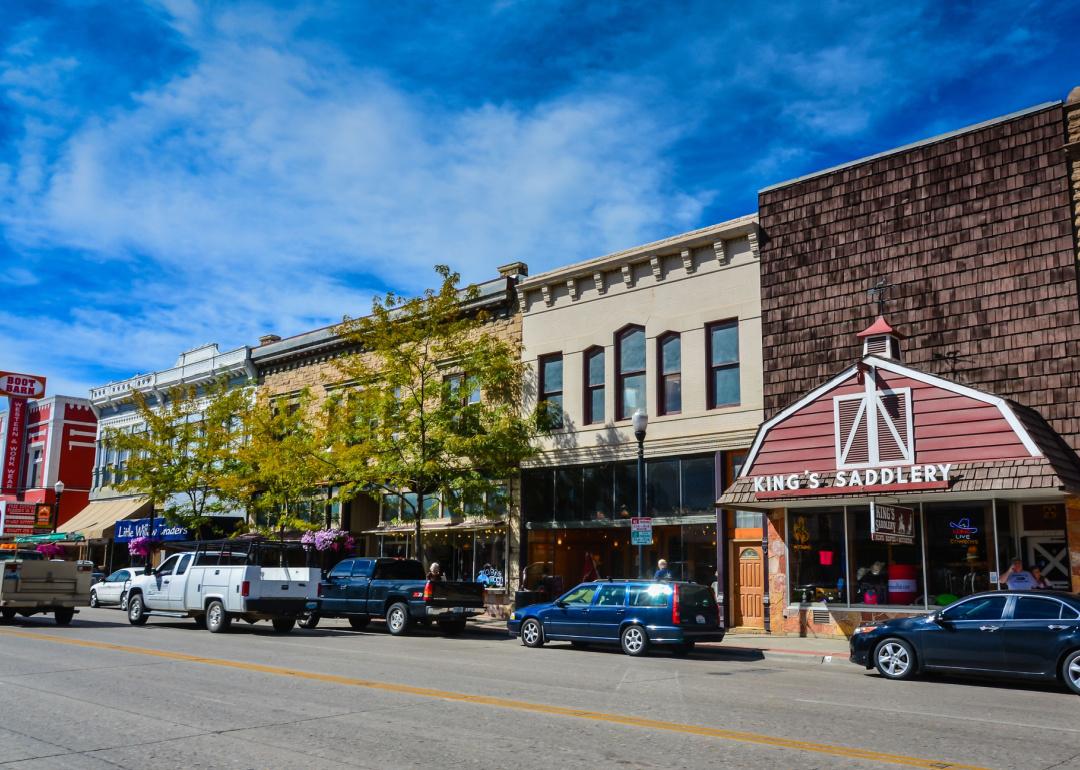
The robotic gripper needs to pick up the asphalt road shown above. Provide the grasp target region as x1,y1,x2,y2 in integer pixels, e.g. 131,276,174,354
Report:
0,608,1077,770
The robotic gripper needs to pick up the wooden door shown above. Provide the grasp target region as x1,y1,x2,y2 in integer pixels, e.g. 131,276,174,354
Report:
733,545,764,628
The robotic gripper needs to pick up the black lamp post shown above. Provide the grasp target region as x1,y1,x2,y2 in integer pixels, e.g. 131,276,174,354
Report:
632,410,648,577
51,480,65,532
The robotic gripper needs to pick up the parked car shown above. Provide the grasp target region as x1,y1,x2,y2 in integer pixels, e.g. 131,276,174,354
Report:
1,550,92,625
303,557,486,635
850,590,1080,694
126,540,320,633
89,567,142,609
508,579,725,656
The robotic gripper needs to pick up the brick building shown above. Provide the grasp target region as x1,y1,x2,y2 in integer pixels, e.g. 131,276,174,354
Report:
718,86,1080,636
251,265,528,602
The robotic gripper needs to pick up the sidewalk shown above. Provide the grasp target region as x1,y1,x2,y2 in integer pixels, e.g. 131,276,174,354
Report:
471,615,851,662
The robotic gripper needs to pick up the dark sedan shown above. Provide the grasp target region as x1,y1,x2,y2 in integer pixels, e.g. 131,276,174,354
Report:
850,590,1080,694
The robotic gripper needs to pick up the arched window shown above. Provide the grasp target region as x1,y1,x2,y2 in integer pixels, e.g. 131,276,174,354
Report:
583,346,605,425
657,332,681,415
615,325,646,421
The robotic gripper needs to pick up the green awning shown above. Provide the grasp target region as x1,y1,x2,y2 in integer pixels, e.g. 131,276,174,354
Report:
14,533,85,543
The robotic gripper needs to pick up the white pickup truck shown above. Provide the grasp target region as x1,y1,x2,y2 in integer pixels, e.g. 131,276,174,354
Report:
1,550,92,624
126,541,319,634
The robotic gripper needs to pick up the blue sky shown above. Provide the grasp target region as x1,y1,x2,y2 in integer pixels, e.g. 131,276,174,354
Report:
2,0,1079,399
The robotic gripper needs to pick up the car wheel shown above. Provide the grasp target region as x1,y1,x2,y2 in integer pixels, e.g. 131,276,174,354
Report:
89,590,99,608
299,613,320,630
520,618,544,648
348,616,370,630
438,619,466,635
192,615,207,629
127,594,148,626
620,624,649,657
54,608,74,626
271,618,295,633
119,591,129,611
206,600,231,633
874,638,916,680
1062,649,1080,696
386,603,410,636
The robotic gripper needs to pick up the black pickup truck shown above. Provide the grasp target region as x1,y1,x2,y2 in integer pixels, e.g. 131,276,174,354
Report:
303,557,485,635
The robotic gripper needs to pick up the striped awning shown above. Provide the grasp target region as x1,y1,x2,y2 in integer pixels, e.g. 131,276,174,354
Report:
61,497,151,541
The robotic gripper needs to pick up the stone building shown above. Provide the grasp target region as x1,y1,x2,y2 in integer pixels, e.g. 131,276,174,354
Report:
251,265,528,598
517,215,765,625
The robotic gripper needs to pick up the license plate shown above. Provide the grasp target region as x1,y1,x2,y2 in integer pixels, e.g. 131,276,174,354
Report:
696,614,706,624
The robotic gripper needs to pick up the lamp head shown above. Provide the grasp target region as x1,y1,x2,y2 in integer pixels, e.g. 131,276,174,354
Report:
631,410,648,436
54,480,65,496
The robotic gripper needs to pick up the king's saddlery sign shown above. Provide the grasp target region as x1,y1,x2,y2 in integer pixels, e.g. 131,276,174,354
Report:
752,463,953,496
870,502,915,545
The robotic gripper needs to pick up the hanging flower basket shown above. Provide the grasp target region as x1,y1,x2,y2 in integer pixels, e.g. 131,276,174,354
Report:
36,543,66,559
300,528,356,553
128,536,160,558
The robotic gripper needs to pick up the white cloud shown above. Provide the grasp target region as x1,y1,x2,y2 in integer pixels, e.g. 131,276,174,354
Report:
0,3,711,395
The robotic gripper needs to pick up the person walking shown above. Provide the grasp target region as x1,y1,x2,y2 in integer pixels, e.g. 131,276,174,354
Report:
654,559,673,581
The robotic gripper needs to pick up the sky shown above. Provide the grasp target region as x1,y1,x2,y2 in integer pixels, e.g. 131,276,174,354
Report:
1,0,1079,400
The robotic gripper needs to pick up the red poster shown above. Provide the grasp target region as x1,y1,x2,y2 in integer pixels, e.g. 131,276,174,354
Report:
2,397,27,493
1,501,37,536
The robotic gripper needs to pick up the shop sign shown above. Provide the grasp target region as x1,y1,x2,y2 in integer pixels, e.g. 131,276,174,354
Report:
0,372,46,399
948,517,979,546
114,518,189,543
2,397,27,492
630,517,653,546
752,463,952,497
35,504,52,529
870,502,915,545
0,501,37,536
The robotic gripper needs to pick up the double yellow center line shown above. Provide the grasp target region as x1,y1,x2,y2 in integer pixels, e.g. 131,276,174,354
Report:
0,628,988,769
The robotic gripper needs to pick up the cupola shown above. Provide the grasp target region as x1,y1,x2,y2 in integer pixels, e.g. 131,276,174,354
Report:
857,316,903,361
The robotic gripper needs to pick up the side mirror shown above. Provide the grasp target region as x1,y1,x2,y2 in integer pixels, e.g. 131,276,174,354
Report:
555,599,568,608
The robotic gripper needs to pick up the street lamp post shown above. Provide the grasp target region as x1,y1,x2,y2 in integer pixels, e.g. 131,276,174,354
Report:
632,410,648,578
51,480,65,532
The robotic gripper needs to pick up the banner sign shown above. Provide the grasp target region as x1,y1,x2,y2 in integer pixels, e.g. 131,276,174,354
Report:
0,372,46,399
870,502,915,545
0,501,38,536
630,517,653,546
114,518,190,543
2,398,27,492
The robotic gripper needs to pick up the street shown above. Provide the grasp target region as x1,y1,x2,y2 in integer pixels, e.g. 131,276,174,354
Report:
0,610,1077,769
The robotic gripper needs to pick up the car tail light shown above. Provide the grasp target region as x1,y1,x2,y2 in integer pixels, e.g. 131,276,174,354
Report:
241,581,250,597
77,563,91,572
672,584,681,625
423,581,433,603
3,563,17,575
317,583,324,597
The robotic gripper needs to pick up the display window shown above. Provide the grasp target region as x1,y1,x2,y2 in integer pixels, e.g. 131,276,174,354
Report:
847,506,923,607
788,509,846,604
923,502,995,602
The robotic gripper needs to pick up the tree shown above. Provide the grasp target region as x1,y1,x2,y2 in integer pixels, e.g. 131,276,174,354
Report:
220,388,330,540
330,264,539,555
105,380,249,534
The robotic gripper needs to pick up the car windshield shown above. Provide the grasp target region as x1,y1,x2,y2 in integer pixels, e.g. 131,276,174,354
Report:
0,551,44,561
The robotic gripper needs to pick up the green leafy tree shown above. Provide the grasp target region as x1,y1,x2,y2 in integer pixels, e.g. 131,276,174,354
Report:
220,389,330,540
105,380,249,534
330,264,539,554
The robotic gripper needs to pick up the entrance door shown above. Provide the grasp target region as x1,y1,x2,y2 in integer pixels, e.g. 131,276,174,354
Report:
1025,537,1069,589
732,545,764,628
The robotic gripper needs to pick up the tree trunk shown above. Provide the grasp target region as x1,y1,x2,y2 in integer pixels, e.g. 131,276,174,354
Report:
414,490,424,563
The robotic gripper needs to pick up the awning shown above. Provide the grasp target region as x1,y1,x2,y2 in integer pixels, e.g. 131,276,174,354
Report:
363,519,507,536
61,497,152,541
14,533,84,543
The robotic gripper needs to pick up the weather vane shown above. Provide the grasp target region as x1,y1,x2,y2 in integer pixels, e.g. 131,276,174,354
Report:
867,276,894,316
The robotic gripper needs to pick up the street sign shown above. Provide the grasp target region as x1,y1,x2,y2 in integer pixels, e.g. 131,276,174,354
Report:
0,372,46,399
630,516,653,546
870,502,915,545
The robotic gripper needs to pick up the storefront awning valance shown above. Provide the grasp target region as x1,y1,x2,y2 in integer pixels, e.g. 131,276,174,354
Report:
364,519,507,535
61,497,152,541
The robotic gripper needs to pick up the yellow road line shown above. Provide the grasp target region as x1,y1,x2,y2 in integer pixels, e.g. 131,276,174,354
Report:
0,628,988,770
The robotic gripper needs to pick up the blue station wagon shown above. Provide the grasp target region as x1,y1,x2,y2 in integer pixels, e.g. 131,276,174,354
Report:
507,580,724,656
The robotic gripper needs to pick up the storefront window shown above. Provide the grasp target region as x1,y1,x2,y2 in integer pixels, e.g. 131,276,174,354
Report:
680,455,715,515
555,467,583,521
847,506,923,607
613,461,636,518
646,458,679,516
924,502,994,603
788,509,845,604
582,464,613,520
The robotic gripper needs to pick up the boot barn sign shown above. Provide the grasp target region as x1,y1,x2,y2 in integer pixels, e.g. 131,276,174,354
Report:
0,372,47,399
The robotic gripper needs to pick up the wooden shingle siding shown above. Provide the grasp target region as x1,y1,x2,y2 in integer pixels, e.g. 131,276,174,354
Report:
758,105,1080,449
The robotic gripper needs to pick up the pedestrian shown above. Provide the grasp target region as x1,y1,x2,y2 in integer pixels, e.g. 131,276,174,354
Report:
998,558,1036,590
654,559,673,581
427,562,444,582
1031,566,1052,589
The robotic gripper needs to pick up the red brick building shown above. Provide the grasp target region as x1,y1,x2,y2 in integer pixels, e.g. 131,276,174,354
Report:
0,397,97,531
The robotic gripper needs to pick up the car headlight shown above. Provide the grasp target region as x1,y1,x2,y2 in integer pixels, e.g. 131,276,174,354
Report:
509,612,517,621
853,625,878,635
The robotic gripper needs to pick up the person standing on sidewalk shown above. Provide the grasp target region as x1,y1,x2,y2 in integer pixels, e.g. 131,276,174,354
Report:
654,559,673,581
